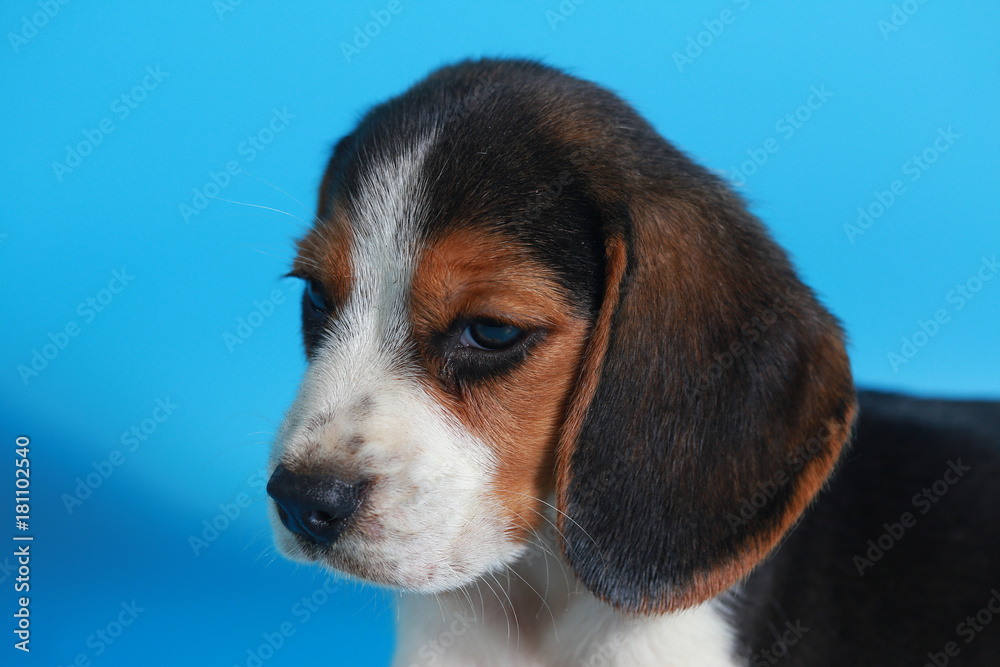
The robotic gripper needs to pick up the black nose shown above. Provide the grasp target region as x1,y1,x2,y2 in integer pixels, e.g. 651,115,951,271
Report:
266,465,366,546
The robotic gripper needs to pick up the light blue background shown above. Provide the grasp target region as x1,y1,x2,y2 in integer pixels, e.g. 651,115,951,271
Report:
1,1,997,665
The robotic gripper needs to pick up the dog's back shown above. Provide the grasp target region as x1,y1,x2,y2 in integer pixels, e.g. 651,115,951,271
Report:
737,391,1000,666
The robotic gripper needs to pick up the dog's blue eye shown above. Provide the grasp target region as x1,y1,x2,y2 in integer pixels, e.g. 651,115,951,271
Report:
305,280,327,315
459,321,523,350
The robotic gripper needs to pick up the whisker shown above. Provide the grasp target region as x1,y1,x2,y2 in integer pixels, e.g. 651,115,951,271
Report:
496,489,609,568
499,518,560,641
443,563,479,626
489,569,520,647
433,590,446,625
508,510,568,609
208,196,313,231
241,170,320,219
478,574,510,641
474,578,486,624
243,245,299,263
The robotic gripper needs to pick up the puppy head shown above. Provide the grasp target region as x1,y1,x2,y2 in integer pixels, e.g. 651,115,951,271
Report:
267,59,856,611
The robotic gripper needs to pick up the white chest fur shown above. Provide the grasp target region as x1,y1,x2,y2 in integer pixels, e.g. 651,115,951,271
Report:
391,529,738,667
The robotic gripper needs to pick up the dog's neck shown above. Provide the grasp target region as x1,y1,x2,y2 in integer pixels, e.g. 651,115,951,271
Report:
392,518,739,667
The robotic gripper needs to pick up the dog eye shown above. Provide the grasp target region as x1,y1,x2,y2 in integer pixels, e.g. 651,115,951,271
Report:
459,321,524,350
305,279,327,317
297,278,331,358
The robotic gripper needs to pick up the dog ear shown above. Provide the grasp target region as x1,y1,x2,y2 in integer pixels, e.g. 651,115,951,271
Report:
554,187,856,614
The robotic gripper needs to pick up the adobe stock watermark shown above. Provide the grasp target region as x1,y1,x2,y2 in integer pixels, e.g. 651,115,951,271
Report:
51,65,169,182
578,618,646,667
843,126,958,243
544,0,586,30
232,575,342,667
7,0,71,53
726,85,833,186
684,287,795,400
179,107,294,223
887,255,997,373
725,422,833,532
403,609,477,667
340,0,402,63
438,78,500,128
852,459,970,576
672,0,752,73
517,135,612,217
188,467,268,556
213,0,245,21
921,589,1000,667
519,520,561,571
16,267,134,386
750,620,810,666
61,397,179,514
0,554,17,586
513,170,574,232
55,600,145,667
223,287,287,353
878,0,930,40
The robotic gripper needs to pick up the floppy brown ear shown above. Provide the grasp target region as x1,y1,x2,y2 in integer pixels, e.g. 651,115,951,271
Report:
554,185,856,615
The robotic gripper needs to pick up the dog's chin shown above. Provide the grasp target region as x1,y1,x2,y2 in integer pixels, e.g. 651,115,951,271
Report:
270,519,525,593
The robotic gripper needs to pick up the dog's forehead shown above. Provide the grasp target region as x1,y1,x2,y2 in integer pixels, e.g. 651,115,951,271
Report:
303,115,605,313
296,133,433,287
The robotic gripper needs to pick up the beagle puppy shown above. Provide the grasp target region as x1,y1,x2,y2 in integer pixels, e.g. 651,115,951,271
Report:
266,59,1000,666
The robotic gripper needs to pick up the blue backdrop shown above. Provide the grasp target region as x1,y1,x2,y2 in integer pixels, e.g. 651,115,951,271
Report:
1,1,997,665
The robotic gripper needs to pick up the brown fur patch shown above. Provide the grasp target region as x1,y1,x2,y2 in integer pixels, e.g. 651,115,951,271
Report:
293,201,354,308
410,228,592,542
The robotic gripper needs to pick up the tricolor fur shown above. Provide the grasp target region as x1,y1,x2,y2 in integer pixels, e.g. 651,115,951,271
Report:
267,59,1000,666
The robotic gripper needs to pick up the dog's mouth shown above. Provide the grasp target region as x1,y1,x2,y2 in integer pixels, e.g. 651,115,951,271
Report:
269,500,378,577
268,467,473,590
267,488,522,593
277,527,462,591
